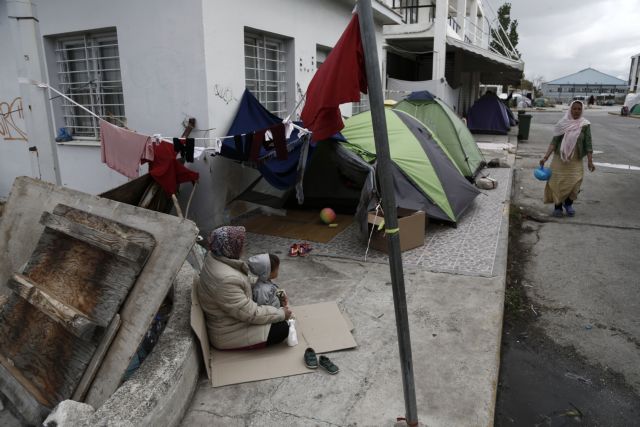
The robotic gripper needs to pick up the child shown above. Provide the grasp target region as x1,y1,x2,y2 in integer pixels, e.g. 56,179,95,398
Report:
248,253,287,308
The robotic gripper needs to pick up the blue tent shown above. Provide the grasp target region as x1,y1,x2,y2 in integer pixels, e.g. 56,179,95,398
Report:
466,92,512,135
223,90,313,190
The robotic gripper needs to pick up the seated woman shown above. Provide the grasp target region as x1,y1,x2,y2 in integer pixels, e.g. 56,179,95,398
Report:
197,226,292,350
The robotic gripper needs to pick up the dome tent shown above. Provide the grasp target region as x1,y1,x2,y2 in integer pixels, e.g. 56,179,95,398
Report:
394,91,486,180
466,92,513,135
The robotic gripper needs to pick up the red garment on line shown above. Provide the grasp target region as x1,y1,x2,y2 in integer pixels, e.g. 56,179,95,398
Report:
147,142,199,195
300,14,367,141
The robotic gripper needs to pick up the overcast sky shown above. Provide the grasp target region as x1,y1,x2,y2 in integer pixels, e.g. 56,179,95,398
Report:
485,0,640,83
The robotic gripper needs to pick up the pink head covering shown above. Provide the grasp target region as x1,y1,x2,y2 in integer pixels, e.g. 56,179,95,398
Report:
553,100,590,162
208,226,246,259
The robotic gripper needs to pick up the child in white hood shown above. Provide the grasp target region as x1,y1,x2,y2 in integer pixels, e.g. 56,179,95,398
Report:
248,253,286,308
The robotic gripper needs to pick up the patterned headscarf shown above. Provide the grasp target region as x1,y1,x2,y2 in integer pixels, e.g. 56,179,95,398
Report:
554,100,590,162
209,226,246,259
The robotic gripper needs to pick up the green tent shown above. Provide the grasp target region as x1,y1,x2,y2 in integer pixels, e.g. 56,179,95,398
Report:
393,91,485,179
339,109,480,223
631,104,640,115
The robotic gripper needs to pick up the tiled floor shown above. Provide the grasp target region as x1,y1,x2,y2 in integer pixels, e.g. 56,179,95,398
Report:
240,167,511,278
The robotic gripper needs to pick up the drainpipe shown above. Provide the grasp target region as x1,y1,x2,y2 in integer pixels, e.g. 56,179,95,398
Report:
7,0,61,186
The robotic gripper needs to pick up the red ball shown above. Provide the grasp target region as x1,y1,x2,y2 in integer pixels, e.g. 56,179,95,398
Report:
319,208,337,224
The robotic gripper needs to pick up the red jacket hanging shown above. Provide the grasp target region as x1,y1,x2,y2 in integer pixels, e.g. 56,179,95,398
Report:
300,14,367,141
147,142,199,195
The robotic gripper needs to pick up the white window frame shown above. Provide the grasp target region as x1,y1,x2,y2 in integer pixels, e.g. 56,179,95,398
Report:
244,30,288,117
54,30,125,139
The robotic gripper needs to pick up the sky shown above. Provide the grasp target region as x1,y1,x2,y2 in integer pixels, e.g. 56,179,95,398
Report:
485,0,640,83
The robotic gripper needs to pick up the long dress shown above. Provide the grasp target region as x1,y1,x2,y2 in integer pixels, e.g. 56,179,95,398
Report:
543,147,583,204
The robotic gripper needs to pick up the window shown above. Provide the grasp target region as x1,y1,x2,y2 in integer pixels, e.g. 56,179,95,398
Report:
55,30,125,138
352,93,370,114
244,31,288,117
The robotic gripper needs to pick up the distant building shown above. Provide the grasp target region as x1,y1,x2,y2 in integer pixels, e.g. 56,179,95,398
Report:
541,68,628,104
629,53,640,93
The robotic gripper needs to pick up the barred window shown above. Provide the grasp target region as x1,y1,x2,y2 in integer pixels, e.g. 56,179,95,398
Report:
352,93,370,115
55,30,125,138
244,31,288,117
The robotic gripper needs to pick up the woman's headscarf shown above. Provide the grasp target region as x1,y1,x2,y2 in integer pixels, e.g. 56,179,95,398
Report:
208,226,245,259
553,100,590,162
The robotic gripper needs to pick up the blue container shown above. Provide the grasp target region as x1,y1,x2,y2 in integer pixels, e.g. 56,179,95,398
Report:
534,166,552,181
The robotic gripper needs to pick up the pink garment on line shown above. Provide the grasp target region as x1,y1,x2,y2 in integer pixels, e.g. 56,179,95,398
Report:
100,121,154,179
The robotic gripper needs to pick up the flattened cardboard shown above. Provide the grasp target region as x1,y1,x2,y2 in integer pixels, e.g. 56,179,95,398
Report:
367,208,426,253
191,282,356,387
295,301,357,354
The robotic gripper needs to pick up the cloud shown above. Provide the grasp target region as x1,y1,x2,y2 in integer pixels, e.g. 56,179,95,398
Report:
494,0,640,81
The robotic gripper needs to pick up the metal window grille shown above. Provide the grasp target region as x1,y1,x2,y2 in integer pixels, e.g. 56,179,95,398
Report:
244,32,288,117
352,93,370,114
55,31,125,138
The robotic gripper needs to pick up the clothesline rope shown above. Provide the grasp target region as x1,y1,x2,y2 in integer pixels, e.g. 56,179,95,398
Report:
22,78,312,143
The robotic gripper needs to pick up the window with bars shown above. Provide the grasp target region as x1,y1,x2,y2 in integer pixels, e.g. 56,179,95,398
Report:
55,30,125,138
244,31,288,117
352,93,370,114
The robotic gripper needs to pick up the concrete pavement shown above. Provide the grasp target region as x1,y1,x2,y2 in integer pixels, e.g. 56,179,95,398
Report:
497,107,640,423
181,136,516,426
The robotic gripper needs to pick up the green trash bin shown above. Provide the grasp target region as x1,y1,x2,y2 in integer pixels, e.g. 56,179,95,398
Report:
517,112,532,140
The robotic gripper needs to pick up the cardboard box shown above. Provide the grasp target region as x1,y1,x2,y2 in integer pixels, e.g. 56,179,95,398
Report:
367,207,426,253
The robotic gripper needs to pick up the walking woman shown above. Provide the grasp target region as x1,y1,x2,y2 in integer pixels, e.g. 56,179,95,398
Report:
540,100,595,217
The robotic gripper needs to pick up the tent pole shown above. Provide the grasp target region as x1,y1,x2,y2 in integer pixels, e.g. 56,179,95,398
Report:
357,1,419,425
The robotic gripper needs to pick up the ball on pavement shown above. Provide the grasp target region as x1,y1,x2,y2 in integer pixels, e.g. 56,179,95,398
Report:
320,208,337,224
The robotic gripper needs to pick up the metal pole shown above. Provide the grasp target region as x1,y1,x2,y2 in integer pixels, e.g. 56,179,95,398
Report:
8,0,62,185
357,1,419,425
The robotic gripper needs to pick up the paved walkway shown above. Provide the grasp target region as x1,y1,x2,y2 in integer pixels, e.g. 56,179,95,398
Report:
181,135,516,426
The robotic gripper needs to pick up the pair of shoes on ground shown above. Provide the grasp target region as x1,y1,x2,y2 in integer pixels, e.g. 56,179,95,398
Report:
289,242,312,257
304,347,339,374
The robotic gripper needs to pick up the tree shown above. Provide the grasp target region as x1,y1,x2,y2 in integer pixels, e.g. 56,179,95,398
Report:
490,3,520,59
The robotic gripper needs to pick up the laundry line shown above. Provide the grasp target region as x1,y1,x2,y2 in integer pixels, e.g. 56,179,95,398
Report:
22,78,311,146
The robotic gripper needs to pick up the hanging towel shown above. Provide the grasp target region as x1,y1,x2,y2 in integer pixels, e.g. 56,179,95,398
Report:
147,142,199,195
100,121,152,179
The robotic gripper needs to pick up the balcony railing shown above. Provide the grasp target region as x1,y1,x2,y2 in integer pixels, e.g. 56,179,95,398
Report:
391,0,434,24
447,15,461,33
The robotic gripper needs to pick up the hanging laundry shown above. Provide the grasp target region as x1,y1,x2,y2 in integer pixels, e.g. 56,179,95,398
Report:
172,137,196,163
147,141,199,195
100,121,154,179
300,14,366,141
221,133,252,161
268,123,288,160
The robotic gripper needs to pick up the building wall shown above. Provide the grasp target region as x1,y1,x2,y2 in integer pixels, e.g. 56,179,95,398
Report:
541,83,628,103
188,0,388,232
0,0,209,198
1,0,390,234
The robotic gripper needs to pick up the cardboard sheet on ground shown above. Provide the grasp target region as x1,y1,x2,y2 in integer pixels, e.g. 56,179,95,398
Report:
238,210,352,243
191,286,356,387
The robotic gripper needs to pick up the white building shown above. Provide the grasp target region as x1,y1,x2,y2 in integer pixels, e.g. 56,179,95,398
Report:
629,53,640,93
1,0,521,233
0,0,400,231
541,68,628,104
382,0,524,113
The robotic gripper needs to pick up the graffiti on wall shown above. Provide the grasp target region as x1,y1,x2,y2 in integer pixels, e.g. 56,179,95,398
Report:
0,97,28,141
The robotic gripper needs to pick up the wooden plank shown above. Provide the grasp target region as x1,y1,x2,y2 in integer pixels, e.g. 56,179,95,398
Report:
0,356,50,425
40,210,153,265
7,273,101,341
72,314,121,402
0,296,97,408
0,177,199,409
23,230,143,327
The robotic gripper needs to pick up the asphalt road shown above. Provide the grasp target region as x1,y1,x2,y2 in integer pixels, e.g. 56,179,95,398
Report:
496,108,640,426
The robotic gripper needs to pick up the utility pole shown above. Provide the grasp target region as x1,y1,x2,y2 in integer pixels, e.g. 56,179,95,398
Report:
8,0,61,185
357,1,419,425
